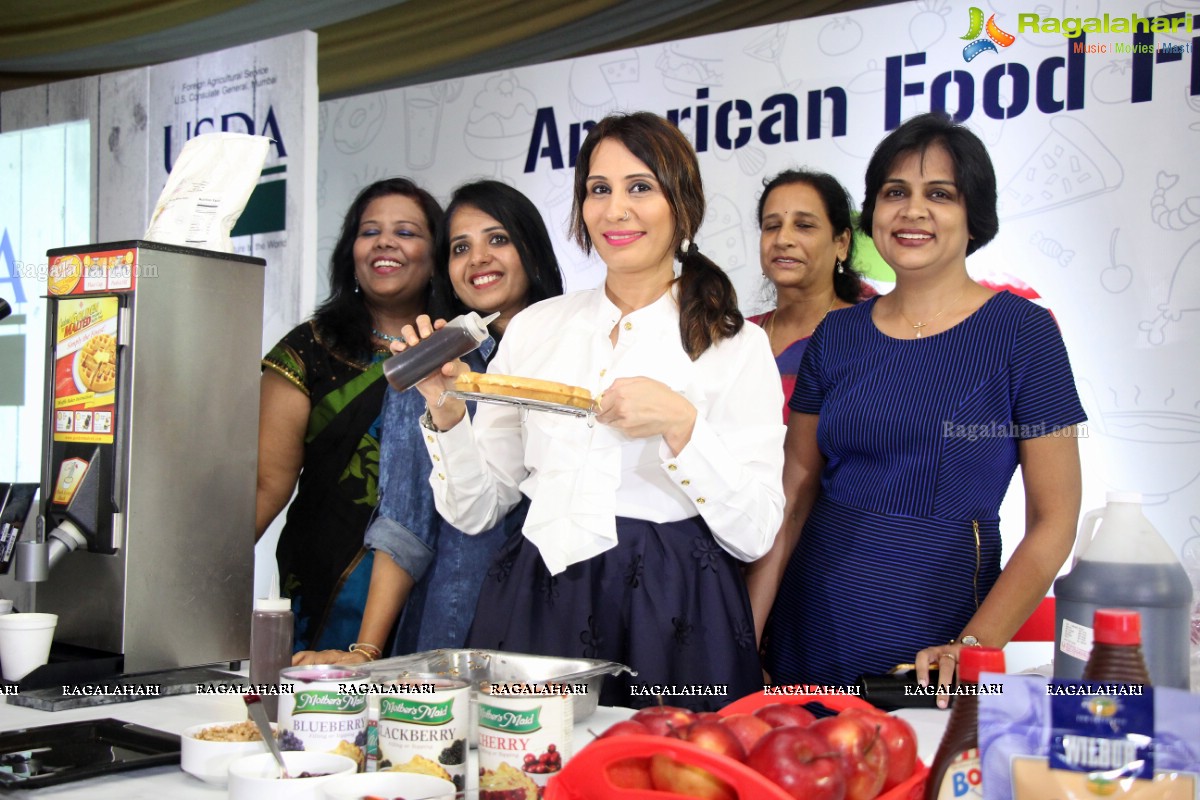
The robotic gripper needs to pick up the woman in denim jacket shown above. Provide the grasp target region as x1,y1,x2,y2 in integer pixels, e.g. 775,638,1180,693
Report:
293,180,563,663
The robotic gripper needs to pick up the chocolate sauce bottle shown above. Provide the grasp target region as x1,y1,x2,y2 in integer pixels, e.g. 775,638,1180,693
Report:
925,646,1006,800
1081,609,1152,684
382,311,498,393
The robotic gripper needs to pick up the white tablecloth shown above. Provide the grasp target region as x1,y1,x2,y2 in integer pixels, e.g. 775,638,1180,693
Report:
1,687,949,798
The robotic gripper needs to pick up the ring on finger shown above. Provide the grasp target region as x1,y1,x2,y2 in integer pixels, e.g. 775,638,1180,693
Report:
940,652,958,663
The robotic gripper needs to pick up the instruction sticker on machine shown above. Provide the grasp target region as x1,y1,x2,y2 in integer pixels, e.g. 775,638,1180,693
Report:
54,296,119,444
49,248,139,295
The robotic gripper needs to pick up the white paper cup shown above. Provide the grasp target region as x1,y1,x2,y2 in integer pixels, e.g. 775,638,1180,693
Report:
0,599,13,614
0,612,57,681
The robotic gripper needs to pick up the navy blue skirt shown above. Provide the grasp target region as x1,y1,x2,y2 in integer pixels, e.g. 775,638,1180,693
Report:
466,516,761,712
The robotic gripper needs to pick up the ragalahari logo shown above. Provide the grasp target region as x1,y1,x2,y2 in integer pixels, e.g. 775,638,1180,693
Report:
961,7,1016,61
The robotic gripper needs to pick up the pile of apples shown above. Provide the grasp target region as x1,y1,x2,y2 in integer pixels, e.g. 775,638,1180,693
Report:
592,702,918,800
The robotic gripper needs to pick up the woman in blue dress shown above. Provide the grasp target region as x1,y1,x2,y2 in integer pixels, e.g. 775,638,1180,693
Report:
750,113,1086,701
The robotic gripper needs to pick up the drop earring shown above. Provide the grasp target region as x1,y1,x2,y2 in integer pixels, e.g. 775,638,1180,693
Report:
354,278,361,294
835,259,845,275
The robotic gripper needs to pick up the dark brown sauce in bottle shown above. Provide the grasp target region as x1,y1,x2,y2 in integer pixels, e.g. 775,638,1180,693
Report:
924,646,1006,800
1081,608,1151,684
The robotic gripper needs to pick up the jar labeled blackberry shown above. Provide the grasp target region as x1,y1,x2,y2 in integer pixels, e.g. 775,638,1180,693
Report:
376,676,469,791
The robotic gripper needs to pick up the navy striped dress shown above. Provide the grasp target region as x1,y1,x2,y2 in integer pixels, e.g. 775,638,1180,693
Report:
763,291,1086,687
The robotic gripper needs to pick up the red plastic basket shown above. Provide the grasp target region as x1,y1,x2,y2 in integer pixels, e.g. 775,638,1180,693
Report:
545,688,928,800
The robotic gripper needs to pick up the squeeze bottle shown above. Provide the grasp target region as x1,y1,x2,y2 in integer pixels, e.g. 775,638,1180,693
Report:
382,311,498,393
925,646,1006,800
249,575,293,722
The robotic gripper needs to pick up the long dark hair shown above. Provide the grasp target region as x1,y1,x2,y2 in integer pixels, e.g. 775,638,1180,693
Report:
433,180,564,321
757,169,863,304
860,112,998,256
570,112,741,360
313,178,444,360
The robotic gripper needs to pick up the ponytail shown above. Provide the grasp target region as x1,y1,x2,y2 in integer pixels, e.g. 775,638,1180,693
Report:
676,240,743,361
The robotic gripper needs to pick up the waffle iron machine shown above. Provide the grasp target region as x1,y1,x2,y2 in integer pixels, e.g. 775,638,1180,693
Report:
7,240,264,683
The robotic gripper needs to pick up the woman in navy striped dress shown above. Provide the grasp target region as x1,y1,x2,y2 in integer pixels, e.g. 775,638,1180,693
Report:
748,113,1086,699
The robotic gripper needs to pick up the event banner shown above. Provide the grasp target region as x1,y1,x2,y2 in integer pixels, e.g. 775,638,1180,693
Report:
316,0,1198,557
148,31,318,352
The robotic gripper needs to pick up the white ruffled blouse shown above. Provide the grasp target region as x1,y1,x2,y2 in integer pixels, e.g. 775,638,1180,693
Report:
420,286,786,575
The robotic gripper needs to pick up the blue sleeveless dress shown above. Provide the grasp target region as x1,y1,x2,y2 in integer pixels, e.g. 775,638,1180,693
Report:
763,292,1086,686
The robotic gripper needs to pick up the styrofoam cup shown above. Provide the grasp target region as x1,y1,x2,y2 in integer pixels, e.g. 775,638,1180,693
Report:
0,599,13,614
0,612,57,681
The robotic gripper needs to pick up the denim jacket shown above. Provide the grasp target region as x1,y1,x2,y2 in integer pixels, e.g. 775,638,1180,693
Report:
366,341,517,653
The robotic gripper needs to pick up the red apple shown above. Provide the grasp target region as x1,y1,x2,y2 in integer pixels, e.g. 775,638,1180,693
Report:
669,719,747,762
720,713,773,753
746,726,846,800
632,705,696,736
694,711,724,723
606,756,654,789
811,715,889,800
597,719,652,739
650,752,737,800
842,708,918,789
753,702,817,729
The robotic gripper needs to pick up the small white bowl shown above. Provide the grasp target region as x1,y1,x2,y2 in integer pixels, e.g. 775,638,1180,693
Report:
180,720,274,786
321,771,457,799
228,751,357,800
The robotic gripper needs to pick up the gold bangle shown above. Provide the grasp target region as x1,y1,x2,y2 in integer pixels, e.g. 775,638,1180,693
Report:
348,642,382,661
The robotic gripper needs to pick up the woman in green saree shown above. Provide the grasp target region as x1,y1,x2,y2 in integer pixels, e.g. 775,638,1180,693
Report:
256,178,444,651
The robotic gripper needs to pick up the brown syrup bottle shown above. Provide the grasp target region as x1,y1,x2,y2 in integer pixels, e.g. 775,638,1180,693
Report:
1081,608,1151,684
925,646,1006,800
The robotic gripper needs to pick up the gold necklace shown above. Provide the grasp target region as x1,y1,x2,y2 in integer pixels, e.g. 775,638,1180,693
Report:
895,288,966,338
766,298,836,346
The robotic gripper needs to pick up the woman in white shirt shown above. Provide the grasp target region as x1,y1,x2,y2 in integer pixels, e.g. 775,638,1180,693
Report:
397,111,785,710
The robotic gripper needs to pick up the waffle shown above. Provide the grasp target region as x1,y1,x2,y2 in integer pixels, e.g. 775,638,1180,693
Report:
78,333,117,393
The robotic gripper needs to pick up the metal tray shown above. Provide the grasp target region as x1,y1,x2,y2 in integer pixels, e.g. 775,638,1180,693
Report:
366,649,633,727
440,390,596,423
0,718,180,788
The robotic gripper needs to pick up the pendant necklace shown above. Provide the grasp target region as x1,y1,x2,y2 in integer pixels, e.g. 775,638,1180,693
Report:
896,288,966,338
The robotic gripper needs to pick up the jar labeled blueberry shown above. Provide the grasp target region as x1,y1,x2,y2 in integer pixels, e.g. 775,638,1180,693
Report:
277,665,369,771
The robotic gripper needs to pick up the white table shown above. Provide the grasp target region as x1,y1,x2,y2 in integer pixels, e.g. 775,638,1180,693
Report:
1,688,949,798
0,691,639,799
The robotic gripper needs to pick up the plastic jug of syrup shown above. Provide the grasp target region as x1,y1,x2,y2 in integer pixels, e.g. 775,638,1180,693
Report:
1054,491,1192,689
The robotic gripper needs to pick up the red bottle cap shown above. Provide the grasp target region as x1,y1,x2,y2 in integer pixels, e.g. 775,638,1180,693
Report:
959,646,1006,683
1093,609,1142,645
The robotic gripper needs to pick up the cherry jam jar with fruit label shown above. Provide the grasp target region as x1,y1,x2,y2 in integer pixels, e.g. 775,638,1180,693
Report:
376,676,469,792
477,682,575,798
277,665,369,770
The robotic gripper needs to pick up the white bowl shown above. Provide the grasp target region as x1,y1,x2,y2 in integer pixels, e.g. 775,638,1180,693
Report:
180,720,274,786
321,771,457,799
228,751,357,800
